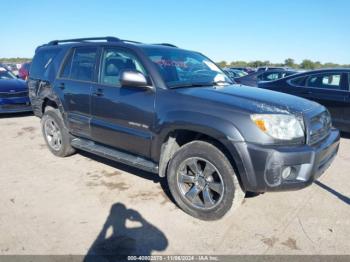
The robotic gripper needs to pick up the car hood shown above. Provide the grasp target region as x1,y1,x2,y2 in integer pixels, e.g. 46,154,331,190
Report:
175,84,320,115
0,79,27,92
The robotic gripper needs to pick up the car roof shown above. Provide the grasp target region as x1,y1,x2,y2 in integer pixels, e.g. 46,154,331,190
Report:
282,68,350,79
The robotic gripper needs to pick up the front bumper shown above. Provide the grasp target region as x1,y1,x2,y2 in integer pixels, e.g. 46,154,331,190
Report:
0,97,32,114
233,128,340,192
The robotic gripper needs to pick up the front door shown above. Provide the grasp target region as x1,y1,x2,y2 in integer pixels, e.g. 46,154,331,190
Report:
90,47,155,158
342,73,350,131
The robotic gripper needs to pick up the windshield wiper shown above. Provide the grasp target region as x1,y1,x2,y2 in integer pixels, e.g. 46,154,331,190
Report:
169,82,214,89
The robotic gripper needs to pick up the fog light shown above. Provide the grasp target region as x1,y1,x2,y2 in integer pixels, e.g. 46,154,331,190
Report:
281,167,292,179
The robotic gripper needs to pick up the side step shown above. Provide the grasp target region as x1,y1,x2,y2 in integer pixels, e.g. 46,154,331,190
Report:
71,138,159,174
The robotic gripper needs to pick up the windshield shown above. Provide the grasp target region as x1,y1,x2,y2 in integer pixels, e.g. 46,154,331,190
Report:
143,47,232,88
0,67,16,80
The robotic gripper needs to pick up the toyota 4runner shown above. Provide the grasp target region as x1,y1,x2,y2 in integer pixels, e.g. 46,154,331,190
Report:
28,37,340,220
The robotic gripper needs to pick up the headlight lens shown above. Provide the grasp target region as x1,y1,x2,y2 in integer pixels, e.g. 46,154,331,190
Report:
251,114,305,140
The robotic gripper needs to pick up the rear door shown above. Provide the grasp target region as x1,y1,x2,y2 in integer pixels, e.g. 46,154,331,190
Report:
56,46,99,138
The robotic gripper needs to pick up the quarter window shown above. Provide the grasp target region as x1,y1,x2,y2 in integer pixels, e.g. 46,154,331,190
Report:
289,76,307,86
100,48,146,86
306,73,342,89
30,48,60,79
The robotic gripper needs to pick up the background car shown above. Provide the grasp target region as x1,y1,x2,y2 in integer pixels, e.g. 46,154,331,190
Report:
234,69,298,87
18,62,31,80
224,68,247,78
222,68,247,81
229,67,255,74
258,68,350,132
256,66,292,72
0,65,31,113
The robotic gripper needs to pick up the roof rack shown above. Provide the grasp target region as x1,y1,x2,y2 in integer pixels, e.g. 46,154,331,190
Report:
47,37,121,45
121,39,143,44
154,43,178,48
45,37,178,48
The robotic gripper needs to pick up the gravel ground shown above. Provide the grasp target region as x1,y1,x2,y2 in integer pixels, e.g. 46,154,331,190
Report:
0,114,349,256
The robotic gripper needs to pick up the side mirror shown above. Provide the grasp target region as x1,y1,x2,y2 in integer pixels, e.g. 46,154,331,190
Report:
120,71,149,88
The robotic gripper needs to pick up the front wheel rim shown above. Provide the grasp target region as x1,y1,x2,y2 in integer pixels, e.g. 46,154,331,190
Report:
44,117,62,151
176,157,225,210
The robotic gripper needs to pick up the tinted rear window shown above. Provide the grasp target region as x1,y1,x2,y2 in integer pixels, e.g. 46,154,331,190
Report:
30,48,60,79
59,47,97,82
70,47,97,81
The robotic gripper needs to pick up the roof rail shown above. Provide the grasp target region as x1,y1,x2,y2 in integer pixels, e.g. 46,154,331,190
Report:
154,43,178,48
121,39,143,44
47,36,121,45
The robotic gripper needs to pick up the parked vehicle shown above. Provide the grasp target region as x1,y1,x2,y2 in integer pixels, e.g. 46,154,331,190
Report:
29,37,339,220
3,63,21,75
235,69,298,87
257,66,291,72
223,68,247,79
0,66,31,113
229,67,255,74
258,68,350,132
18,62,31,80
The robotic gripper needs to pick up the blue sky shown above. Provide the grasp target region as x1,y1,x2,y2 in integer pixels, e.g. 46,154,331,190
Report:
1,0,349,64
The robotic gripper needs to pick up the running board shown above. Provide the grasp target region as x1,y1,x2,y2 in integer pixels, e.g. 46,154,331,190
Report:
71,138,159,174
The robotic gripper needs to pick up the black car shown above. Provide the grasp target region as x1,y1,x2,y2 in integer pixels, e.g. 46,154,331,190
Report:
235,69,297,87
229,67,255,74
29,37,339,220
258,69,350,133
256,66,291,72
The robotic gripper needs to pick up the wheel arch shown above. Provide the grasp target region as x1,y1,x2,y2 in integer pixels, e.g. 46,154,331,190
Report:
157,126,246,191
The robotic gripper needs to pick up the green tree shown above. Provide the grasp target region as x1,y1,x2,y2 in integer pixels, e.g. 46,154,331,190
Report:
229,61,248,67
300,59,315,70
217,61,228,68
284,58,295,68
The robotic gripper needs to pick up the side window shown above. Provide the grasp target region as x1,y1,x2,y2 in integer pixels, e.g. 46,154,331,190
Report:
263,72,280,81
306,73,342,90
30,48,60,79
257,73,264,81
289,76,307,87
100,48,146,86
69,47,97,82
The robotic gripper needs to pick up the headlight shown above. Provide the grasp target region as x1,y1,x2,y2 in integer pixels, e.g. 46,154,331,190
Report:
251,114,305,140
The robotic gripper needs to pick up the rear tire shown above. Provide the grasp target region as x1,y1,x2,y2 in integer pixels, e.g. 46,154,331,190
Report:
167,141,245,220
41,106,75,157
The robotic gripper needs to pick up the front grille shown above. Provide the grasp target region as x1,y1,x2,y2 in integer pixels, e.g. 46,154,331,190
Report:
308,110,332,145
0,91,28,98
1,103,30,110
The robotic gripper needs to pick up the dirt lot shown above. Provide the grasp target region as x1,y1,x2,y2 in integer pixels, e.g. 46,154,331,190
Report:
0,114,349,256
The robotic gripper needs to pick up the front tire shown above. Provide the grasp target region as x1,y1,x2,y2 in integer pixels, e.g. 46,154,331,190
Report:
167,141,245,220
41,106,75,157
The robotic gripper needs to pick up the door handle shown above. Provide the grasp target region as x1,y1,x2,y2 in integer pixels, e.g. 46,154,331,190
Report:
93,88,104,96
301,90,312,95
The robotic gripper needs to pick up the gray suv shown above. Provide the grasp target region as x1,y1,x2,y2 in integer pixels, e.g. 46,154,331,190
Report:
28,37,340,220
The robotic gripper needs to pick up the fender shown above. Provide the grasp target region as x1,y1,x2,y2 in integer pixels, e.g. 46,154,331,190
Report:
151,110,245,162
36,81,68,126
